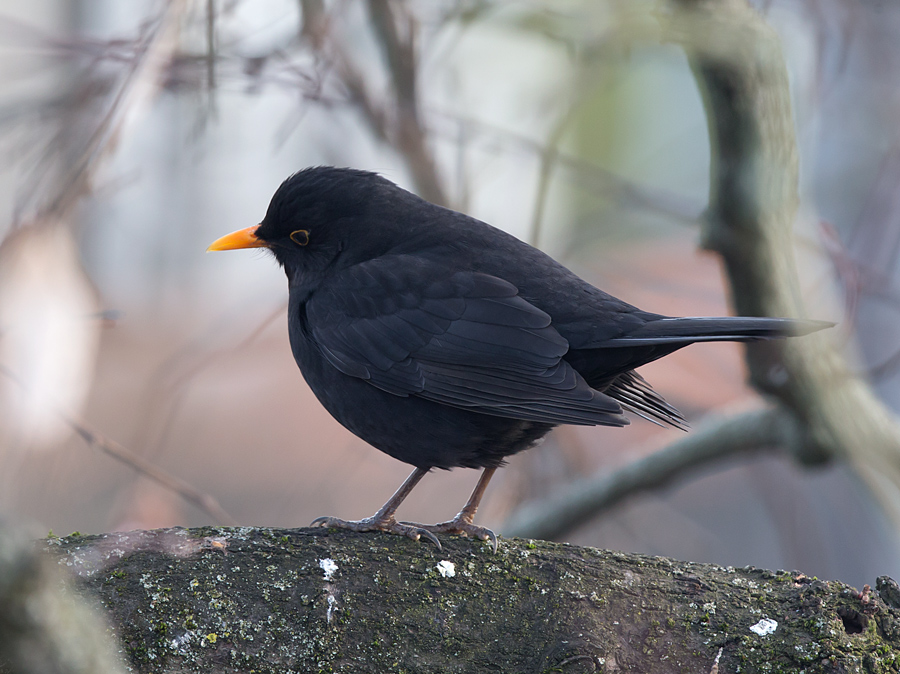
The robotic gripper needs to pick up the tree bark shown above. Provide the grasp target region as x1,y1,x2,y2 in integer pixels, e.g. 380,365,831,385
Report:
40,527,900,673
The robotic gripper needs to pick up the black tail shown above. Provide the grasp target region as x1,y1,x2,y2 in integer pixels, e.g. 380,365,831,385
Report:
596,317,832,348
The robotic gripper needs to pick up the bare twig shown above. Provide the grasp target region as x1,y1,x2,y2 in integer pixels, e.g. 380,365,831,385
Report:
298,0,447,205
206,0,216,91
0,365,238,526
527,116,566,247
31,0,188,225
127,302,286,464
367,0,446,205
502,407,791,540
429,109,703,225
64,415,238,526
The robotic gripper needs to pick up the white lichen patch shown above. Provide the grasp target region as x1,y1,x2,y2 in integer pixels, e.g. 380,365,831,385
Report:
319,558,338,581
749,618,778,636
170,633,192,651
436,560,456,578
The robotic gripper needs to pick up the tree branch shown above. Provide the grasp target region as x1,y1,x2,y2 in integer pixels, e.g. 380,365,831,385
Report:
39,526,900,673
665,0,900,508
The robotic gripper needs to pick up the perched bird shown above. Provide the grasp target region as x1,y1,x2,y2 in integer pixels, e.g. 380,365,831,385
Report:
209,166,827,551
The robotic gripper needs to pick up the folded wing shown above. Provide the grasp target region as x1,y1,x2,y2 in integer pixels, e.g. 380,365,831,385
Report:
307,256,628,427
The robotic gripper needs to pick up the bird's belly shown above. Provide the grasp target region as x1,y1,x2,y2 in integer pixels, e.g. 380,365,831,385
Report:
292,340,552,469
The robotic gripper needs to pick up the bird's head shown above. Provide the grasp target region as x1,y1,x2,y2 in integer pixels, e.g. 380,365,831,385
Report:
208,166,402,281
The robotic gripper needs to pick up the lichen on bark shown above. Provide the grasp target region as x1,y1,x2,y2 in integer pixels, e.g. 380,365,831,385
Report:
40,527,900,673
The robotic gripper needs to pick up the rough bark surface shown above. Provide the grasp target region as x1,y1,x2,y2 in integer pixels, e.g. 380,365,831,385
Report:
41,527,900,673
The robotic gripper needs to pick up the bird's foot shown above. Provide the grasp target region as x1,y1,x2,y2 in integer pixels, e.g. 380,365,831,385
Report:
400,517,498,553
310,515,442,551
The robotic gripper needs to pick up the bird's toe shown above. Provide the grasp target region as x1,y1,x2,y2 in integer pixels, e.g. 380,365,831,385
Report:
309,514,443,550
401,519,498,553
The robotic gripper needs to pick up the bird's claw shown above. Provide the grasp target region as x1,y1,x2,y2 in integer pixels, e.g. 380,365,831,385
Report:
400,518,498,553
310,514,442,551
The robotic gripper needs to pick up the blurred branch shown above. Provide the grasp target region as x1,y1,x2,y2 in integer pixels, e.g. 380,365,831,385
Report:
205,0,216,91
430,110,703,225
527,115,567,247
66,415,238,527
668,0,900,518
503,407,789,540
0,365,238,526
506,0,900,539
15,0,189,225
668,0,900,460
298,0,447,205
0,524,124,674
128,303,286,465
367,0,446,205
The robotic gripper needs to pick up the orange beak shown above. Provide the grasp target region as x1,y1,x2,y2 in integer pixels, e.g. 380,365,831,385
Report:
207,225,268,251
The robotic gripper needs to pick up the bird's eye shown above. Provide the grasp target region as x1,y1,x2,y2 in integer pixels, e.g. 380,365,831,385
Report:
290,229,310,246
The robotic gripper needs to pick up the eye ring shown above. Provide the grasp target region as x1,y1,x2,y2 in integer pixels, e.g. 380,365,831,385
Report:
290,229,309,246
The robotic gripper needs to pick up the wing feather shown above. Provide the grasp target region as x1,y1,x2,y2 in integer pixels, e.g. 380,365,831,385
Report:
306,256,627,427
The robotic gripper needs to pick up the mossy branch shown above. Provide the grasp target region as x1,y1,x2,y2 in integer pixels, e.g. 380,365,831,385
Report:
37,526,900,673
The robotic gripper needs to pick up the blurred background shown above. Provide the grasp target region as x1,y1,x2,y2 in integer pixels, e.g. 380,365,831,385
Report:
0,0,898,588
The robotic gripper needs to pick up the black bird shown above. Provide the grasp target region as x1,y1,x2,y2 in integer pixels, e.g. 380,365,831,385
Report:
208,166,828,551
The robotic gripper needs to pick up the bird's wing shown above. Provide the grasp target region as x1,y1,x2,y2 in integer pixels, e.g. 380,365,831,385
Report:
306,257,627,427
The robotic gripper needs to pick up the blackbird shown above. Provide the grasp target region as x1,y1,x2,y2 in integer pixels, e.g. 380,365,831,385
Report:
209,166,828,552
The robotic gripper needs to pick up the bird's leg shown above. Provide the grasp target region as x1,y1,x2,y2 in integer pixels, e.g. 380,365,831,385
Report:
311,467,443,549
401,467,499,552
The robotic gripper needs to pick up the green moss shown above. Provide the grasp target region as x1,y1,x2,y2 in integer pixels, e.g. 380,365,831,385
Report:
41,528,900,673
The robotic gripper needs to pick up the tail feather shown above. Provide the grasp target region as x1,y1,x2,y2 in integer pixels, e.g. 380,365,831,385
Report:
605,370,689,431
596,317,832,348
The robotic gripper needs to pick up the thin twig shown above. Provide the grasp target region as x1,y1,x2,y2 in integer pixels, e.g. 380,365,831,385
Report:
126,302,286,465
527,123,562,247
429,109,703,224
206,0,216,91
41,0,188,223
298,0,447,203
64,414,238,526
367,0,446,205
0,364,238,526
